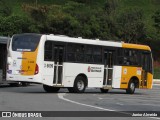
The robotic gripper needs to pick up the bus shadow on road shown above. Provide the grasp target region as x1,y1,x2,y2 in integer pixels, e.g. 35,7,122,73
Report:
65,92,145,95
0,84,35,88
0,86,148,95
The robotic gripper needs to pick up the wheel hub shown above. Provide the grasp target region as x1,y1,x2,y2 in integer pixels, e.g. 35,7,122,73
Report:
77,80,84,90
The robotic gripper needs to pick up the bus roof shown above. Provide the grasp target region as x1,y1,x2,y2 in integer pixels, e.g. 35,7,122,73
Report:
46,35,122,48
46,34,151,51
11,33,151,51
122,43,151,51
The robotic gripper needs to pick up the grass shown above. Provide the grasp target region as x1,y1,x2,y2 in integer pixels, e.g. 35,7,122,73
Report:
154,67,160,79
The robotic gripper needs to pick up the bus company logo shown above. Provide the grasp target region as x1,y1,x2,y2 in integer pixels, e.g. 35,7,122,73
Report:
137,67,141,71
88,66,91,72
88,66,102,72
137,67,142,75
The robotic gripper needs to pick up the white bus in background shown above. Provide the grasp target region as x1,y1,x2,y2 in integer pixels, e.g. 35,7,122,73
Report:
7,33,153,94
0,36,28,87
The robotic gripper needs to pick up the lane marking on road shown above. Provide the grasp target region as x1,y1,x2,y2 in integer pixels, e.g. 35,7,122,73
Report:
99,97,160,107
58,93,115,111
58,93,160,119
116,103,124,106
98,97,160,103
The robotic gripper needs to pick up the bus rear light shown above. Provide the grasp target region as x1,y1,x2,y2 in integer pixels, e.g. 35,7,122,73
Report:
35,64,39,75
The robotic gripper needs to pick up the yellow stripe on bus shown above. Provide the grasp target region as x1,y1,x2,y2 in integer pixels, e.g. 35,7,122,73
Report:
120,66,141,89
21,47,38,76
122,43,151,51
147,73,153,89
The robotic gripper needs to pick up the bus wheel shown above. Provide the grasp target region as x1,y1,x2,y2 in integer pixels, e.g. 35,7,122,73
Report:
126,80,135,94
73,76,86,93
100,88,109,93
43,85,60,93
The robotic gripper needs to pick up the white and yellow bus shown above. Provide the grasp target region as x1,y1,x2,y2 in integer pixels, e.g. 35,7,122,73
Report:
7,33,153,94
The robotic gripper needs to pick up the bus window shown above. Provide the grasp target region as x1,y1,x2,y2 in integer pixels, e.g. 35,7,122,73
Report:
85,46,93,63
44,41,53,61
93,47,102,63
120,49,140,66
12,34,41,52
75,44,85,62
67,44,76,62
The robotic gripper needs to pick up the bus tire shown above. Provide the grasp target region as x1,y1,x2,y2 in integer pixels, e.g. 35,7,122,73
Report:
126,80,135,94
100,88,109,93
43,85,60,93
73,76,86,93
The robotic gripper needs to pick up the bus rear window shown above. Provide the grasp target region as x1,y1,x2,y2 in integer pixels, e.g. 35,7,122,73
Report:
12,34,41,52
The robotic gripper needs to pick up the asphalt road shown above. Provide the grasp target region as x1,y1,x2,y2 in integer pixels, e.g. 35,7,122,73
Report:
0,84,160,120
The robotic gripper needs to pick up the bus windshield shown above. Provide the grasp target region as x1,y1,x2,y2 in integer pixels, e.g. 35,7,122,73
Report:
12,34,41,52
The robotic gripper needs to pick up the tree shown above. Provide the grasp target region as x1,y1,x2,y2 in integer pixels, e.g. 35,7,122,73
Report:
0,0,12,17
0,15,37,36
153,10,160,34
116,8,146,43
104,0,118,15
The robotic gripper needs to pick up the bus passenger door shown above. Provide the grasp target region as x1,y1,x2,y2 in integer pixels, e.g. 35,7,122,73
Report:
141,52,151,88
103,50,114,87
53,45,65,85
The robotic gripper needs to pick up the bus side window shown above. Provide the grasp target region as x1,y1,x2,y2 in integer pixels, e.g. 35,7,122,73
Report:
85,46,93,63
122,49,140,66
44,41,53,61
117,48,124,65
67,44,76,62
93,47,102,63
117,48,140,66
76,44,85,62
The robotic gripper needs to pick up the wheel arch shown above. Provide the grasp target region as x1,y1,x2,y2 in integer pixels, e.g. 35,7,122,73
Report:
75,73,88,87
129,76,140,88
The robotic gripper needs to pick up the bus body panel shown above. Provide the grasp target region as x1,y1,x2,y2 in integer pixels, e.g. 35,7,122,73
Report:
147,73,153,89
8,47,39,76
63,63,104,87
21,47,39,76
42,61,55,86
120,66,142,89
7,51,22,75
112,66,122,88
